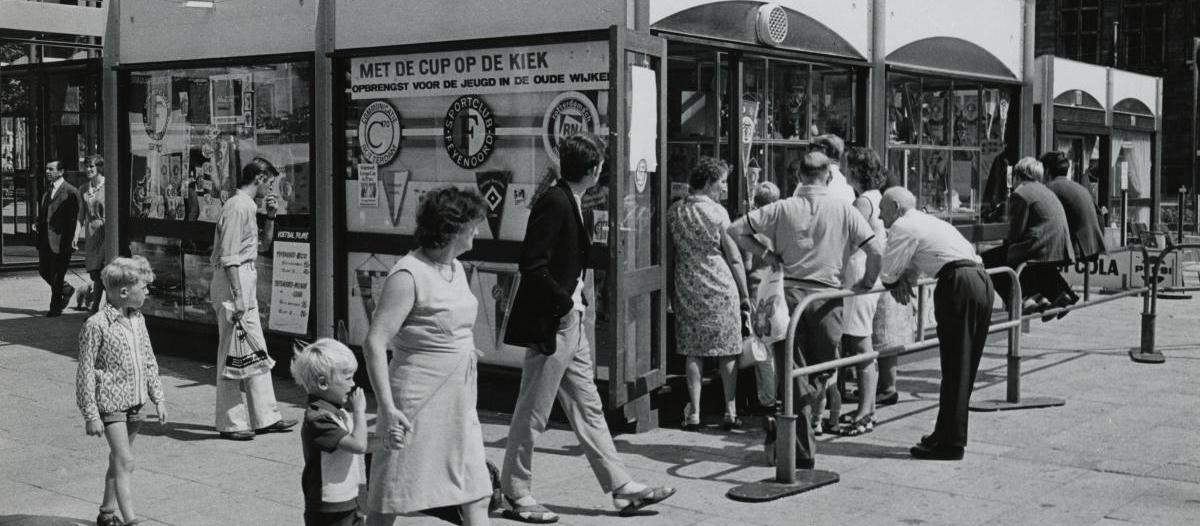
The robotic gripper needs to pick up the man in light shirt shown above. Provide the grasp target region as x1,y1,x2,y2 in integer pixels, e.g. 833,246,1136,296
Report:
209,157,296,440
730,151,882,469
878,187,993,461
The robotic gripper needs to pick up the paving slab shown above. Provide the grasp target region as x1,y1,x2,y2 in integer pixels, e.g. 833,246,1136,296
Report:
1,271,1199,525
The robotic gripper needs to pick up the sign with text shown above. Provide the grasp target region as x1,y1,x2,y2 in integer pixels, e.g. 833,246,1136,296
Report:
350,41,609,100
269,229,312,335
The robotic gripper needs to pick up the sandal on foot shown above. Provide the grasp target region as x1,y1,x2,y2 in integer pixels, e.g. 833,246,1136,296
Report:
614,486,677,516
837,414,875,437
502,496,559,523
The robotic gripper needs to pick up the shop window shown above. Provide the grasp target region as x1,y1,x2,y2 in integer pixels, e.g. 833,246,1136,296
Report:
667,46,729,208
887,74,1016,226
1120,0,1165,70
1059,0,1102,64
122,60,313,334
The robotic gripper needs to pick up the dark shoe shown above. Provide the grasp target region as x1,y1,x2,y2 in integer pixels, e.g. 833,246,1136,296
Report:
61,283,75,308
1057,293,1080,320
255,418,298,434
910,442,964,460
722,413,743,431
219,430,255,441
96,510,120,526
45,310,62,317
876,392,900,406
1042,293,1075,323
1021,299,1048,316
613,486,676,516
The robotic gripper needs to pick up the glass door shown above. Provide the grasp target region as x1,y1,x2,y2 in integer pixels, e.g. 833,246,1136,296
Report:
1,71,37,265
605,27,667,412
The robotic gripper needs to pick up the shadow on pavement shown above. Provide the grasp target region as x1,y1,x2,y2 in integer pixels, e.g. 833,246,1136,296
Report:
0,515,90,526
817,440,912,460
136,421,222,442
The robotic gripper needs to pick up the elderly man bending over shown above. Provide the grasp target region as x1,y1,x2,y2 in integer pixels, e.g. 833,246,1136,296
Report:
879,188,993,460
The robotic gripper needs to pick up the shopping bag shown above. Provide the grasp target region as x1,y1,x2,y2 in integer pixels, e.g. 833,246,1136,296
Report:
752,269,788,344
222,309,276,380
739,336,769,369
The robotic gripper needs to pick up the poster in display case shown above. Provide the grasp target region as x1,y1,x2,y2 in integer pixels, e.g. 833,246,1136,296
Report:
345,252,526,368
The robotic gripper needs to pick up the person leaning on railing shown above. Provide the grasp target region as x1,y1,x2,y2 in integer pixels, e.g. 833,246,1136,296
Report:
877,187,993,461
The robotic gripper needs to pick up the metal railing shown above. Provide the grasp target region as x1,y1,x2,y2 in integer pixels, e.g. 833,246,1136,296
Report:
727,262,1152,502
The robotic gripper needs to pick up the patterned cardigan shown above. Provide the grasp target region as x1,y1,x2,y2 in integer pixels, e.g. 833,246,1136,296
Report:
76,302,165,422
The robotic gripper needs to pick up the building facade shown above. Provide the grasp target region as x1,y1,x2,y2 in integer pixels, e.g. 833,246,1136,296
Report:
1035,0,1198,229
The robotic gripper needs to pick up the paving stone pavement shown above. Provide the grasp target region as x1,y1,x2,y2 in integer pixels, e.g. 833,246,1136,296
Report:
1,271,1198,525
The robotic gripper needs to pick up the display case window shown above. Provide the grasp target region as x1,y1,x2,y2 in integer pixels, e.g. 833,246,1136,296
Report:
342,41,610,245
887,73,1016,226
122,60,313,335
667,44,730,209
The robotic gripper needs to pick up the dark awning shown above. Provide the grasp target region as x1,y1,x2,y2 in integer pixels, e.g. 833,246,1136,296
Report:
652,1,865,62
887,37,1018,82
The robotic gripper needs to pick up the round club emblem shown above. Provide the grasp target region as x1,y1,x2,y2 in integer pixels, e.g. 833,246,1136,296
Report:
358,101,402,165
542,91,599,164
635,159,648,194
443,95,497,170
144,89,170,141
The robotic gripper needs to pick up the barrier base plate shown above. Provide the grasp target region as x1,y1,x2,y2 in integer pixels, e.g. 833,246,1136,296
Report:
1129,349,1166,364
726,470,839,502
970,396,1065,412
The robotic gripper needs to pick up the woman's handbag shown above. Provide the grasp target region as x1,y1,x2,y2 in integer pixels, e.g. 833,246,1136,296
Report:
222,315,276,380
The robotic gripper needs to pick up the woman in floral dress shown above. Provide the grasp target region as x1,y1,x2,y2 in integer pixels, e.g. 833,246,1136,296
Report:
668,157,749,431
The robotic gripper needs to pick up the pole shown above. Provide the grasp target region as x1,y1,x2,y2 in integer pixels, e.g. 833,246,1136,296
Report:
1180,187,1187,245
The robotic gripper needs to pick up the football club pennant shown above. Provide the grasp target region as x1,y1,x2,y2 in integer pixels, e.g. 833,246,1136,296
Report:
475,170,512,239
383,170,410,228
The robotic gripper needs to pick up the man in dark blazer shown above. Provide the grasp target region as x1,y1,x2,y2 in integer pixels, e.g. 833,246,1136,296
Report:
36,160,81,316
501,134,674,522
982,157,1074,319
1042,151,1106,266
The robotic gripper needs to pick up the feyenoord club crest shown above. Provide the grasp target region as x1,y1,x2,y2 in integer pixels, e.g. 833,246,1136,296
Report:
358,101,402,165
144,89,170,141
542,91,598,165
444,95,496,169
476,170,511,239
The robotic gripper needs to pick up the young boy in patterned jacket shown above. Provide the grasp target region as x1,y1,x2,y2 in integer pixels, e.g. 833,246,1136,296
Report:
75,256,166,526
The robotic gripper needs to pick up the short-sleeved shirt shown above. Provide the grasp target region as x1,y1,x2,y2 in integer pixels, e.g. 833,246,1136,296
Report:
880,209,980,284
746,185,875,289
211,191,259,268
301,397,366,512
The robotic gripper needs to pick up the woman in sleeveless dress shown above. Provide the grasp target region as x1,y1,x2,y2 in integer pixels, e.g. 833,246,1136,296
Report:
362,187,492,525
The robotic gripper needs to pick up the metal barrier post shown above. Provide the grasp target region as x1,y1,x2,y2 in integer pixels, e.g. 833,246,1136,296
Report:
728,291,840,502
1125,242,1200,363
916,283,927,339
971,266,1066,411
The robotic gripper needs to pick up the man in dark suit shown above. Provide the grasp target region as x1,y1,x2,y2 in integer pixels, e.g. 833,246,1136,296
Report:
501,134,674,522
1042,151,1106,267
36,160,81,317
982,157,1074,319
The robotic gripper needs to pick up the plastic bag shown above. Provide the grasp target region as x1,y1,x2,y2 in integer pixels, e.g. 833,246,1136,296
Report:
221,303,276,380
752,269,788,344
